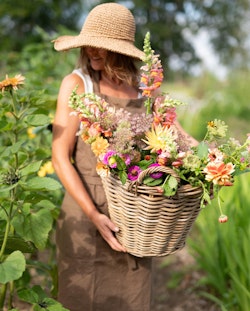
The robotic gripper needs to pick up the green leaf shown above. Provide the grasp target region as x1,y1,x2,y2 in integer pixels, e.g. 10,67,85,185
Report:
20,161,42,177
168,176,178,190
0,251,26,283
143,176,155,185
0,235,37,254
0,117,9,131
18,285,45,304
143,177,163,186
163,177,178,196
22,176,62,191
116,156,126,171
119,170,127,185
0,183,18,193
13,208,53,249
197,141,209,158
24,114,51,126
18,288,39,304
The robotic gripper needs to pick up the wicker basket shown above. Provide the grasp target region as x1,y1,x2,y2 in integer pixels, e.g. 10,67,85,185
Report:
101,166,203,257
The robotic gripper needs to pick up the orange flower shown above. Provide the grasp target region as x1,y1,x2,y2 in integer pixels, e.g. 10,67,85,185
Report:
91,137,109,156
0,74,25,93
204,162,234,186
96,161,109,177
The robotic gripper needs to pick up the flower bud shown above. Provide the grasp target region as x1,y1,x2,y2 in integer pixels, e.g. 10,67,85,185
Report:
218,215,228,223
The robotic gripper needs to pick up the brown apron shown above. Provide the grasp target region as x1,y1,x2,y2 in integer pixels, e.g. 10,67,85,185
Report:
56,76,153,311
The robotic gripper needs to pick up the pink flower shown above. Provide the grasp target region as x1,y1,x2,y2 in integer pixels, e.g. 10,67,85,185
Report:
128,166,142,181
102,151,117,168
204,161,234,186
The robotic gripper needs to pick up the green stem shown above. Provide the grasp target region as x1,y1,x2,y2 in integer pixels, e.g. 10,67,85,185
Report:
0,192,15,261
7,281,14,310
10,89,18,117
0,283,8,310
217,195,223,215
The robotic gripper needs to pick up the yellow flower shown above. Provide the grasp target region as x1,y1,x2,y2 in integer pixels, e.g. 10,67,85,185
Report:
0,74,25,93
91,137,109,156
142,125,177,153
37,161,54,177
27,127,36,139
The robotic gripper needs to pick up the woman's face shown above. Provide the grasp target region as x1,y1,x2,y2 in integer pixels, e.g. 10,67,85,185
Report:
85,47,107,71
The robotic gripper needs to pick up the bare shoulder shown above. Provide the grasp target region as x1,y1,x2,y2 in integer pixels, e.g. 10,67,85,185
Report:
60,72,85,94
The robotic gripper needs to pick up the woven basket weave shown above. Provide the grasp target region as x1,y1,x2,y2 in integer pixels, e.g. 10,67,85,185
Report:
101,166,203,257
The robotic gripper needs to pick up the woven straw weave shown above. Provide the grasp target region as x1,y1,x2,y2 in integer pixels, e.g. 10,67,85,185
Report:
101,166,203,257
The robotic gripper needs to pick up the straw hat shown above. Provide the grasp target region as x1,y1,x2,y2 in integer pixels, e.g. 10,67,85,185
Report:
53,3,144,60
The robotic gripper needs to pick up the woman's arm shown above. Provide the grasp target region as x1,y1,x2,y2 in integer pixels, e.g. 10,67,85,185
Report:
52,73,126,252
174,120,199,147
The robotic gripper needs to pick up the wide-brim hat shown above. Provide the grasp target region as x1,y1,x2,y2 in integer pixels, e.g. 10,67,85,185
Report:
53,3,144,60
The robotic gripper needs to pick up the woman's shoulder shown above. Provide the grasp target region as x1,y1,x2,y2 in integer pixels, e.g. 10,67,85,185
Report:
61,69,93,94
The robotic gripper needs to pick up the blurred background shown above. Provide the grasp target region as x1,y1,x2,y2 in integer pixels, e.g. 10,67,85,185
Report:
1,1,250,310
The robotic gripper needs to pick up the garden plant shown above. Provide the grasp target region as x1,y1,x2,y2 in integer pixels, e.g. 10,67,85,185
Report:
0,74,68,310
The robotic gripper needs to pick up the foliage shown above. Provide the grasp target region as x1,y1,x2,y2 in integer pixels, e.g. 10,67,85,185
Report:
117,0,250,73
0,75,66,310
0,0,84,52
189,174,250,311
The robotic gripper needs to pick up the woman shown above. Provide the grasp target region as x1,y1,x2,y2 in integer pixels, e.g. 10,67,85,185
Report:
52,3,154,311
52,3,197,311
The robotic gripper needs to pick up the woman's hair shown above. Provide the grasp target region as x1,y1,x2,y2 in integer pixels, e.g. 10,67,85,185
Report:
77,48,140,88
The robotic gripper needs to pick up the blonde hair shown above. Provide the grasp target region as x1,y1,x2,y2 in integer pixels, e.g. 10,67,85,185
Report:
77,48,140,88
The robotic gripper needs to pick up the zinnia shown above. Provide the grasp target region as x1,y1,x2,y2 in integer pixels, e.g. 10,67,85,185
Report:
204,161,234,186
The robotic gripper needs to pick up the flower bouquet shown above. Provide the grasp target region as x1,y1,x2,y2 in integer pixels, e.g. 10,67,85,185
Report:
69,33,250,257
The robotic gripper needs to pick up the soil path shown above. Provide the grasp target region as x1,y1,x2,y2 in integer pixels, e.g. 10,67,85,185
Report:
152,247,219,311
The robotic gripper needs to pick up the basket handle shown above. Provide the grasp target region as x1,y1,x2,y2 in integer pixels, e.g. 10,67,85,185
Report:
136,166,181,185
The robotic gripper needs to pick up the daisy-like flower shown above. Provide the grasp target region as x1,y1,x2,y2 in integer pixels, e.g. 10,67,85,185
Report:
128,165,142,181
206,119,228,141
203,161,234,186
91,137,109,156
0,74,25,93
142,124,178,155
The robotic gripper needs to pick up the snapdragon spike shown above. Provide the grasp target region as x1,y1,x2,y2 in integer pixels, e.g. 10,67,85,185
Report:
140,32,164,114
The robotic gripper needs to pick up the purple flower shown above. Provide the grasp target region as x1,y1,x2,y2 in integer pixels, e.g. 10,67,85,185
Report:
149,163,163,179
128,165,142,181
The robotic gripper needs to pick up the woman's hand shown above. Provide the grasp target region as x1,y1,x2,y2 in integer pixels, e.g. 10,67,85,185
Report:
90,211,127,252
